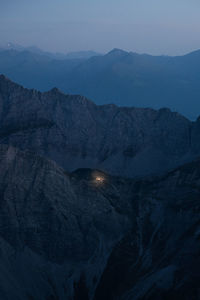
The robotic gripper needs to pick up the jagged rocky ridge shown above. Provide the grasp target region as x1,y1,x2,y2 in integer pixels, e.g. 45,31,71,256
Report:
0,144,200,299
1,74,200,178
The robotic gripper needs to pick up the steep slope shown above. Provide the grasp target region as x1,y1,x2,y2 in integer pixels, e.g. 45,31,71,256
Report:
0,75,199,178
0,144,200,299
0,144,131,300
94,160,200,300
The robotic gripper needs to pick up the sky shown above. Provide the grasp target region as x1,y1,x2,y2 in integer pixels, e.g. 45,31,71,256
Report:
1,0,200,55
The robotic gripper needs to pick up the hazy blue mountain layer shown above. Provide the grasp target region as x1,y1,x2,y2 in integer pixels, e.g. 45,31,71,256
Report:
1,48,200,118
0,42,101,59
0,50,83,91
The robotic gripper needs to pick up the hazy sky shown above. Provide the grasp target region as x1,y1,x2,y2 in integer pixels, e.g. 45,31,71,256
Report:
1,0,200,55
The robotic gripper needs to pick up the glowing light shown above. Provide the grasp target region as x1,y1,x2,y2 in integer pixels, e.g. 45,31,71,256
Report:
95,176,104,182
91,171,106,186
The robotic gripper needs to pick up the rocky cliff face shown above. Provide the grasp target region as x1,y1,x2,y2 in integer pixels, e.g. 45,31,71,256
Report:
0,144,131,300
0,144,200,300
1,75,200,300
94,162,200,300
0,74,199,178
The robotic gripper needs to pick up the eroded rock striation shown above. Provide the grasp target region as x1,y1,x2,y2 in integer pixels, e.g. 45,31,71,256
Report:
0,144,131,299
0,144,200,299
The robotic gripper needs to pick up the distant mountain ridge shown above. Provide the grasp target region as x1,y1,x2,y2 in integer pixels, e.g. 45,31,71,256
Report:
0,42,102,59
1,74,200,178
1,47,200,118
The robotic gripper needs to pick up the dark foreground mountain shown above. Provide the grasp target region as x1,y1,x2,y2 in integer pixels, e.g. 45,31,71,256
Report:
0,144,199,300
1,75,200,178
2,48,200,118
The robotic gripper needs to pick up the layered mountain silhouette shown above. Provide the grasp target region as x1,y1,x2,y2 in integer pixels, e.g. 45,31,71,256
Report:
0,76,200,299
1,74,200,178
0,42,101,59
1,48,200,118
0,49,84,91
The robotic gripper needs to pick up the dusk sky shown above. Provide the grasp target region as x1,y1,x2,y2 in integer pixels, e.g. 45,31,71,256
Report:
1,0,200,55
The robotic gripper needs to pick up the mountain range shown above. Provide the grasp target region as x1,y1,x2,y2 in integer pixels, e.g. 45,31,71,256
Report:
0,76,200,299
0,42,101,60
1,47,200,118
1,74,200,178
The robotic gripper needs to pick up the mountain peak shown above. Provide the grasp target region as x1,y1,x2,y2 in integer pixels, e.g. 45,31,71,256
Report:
0,74,23,90
0,74,17,87
107,48,128,56
49,87,62,94
0,74,8,81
